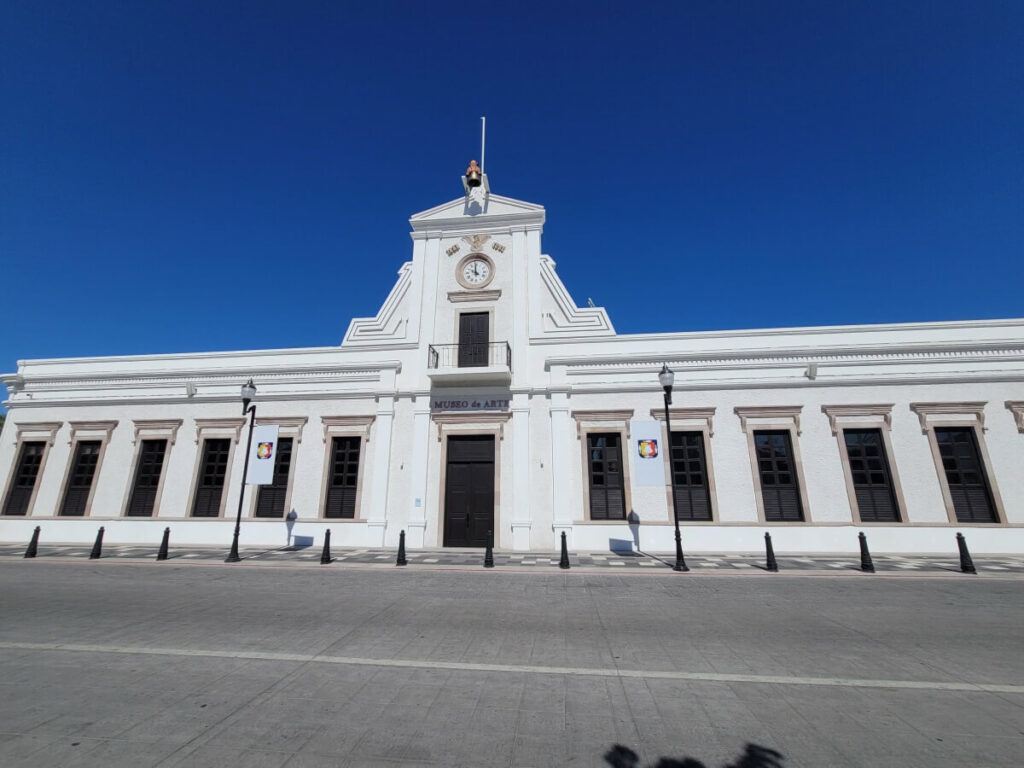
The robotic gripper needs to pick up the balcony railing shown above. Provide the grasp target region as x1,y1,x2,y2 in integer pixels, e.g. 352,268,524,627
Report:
428,342,512,371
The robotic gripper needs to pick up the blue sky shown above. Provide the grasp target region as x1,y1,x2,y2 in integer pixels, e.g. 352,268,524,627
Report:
1,1,1022,379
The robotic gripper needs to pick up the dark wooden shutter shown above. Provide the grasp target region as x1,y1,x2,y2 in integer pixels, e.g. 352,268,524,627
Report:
191,438,230,517
670,431,712,521
324,436,361,518
587,432,626,520
843,429,900,522
126,439,167,517
458,312,489,367
935,427,997,523
3,441,46,516
255,437,293,518
60,441,102,516
754,430,804,521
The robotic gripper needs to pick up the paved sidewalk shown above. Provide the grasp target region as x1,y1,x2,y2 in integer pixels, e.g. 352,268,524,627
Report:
3,541,1023,574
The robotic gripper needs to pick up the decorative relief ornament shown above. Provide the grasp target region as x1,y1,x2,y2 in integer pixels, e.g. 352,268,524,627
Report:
463,234,490,251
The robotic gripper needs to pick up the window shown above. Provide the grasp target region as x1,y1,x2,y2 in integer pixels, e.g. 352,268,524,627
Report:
60,441,102,516
3,441,46,516
843,429,900,522
587,432,626,520
192,438,231,517
753,430,803,521
255,437,294,518
935,427,997,523
670,431,712,521
126,440,167,517
324,436,361,518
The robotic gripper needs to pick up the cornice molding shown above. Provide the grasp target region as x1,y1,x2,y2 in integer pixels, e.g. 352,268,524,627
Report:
820,404,894,435
448,289,502,304
255,416,308,442
431,411,512,442
321,415,375,443
649,407,717,436
909,402,987,434
194,417,246,444
131,419,183,445
13,421,62,445
571,409,635,440
67,420,119,445
734,406,803,435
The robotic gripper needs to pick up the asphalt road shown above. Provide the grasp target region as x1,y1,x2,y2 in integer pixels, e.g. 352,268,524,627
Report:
0,561,1022,767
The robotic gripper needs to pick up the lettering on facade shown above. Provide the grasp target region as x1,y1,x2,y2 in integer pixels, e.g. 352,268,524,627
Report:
431,396,511,412
446,244,461,257
491,242,506,253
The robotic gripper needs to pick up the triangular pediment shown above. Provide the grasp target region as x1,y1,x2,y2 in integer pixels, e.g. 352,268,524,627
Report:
410,193,545,233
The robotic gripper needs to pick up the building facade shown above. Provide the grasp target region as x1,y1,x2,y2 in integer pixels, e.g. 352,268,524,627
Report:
2,177,1024,554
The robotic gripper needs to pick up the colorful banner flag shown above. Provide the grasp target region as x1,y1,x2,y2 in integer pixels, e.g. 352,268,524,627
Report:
247,424,280,485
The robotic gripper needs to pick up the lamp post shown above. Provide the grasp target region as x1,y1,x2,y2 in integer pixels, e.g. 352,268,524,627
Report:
659,364,689,572
226,378,257,563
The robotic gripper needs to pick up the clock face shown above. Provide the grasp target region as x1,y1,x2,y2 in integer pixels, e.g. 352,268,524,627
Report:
459,256,493,288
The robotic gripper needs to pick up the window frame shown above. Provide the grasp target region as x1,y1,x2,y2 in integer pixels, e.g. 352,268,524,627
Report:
822,405,907,525
55,421,118,518
572,410,635,523
185,418,245,519
910,402,1007,526
247,417,307,520
735,407,812,524
119,419,181,518
317,416,374,521
1,421,61,517
650,408,718,524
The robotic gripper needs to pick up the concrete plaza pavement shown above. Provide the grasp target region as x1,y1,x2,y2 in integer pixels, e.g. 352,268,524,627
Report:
0,561,1022,767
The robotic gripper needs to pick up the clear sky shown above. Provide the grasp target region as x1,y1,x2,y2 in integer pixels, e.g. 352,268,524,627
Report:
2,1,1022,380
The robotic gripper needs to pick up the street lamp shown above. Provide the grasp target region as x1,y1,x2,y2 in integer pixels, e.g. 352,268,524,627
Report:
659,364,689,572
226,378,257,563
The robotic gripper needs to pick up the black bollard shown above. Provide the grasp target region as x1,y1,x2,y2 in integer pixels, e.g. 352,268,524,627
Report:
484,530,494,568
156,527,170,561
396,530,407,566
89,527,105,560
673,527,690,572
956,532,976,574
320,529,332,564
858,531,874,573
24,526,41,559
559,530,570,570
764,531,779,572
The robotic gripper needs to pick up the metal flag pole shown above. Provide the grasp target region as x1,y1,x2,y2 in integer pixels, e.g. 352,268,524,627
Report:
480,116,486,174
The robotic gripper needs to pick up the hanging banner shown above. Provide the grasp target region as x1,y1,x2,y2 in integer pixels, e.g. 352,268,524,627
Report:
246,424,280,485
631,420,666,487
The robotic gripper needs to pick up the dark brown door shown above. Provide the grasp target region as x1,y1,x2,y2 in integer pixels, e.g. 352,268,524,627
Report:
843,429,900,522
3,441,46,516
60,441,102,516
670,431,712,521
191,438,230,517
255,437,294,518
444,435,495,547
126,439,168,517
935,427,997,522
754,430,804,521
458,312,489,367
324,436,361,518
587,432,626,520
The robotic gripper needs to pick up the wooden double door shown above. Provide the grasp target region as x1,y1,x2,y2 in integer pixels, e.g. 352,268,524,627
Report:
443,435,495,547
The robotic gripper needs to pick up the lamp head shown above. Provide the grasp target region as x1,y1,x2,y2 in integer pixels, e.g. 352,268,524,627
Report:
658,364,674,393
241,378,256,412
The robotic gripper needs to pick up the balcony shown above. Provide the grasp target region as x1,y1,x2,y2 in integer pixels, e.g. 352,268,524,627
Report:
427,342,512,385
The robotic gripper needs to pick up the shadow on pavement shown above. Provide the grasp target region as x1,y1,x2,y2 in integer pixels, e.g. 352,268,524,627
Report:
605,742,785,768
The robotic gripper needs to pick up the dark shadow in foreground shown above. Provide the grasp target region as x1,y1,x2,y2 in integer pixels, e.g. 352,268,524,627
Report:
605,742,785,768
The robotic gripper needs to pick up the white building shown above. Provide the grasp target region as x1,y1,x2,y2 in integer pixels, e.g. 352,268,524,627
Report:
2,172,1023,555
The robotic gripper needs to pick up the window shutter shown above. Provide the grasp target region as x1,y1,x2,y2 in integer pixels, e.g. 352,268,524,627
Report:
754,431,804,522
670,431,712,521
324,436,361,518
255,438,294,518
59,441,102,516
191,438,231,517
126,440,168,517
935,427,997,523
843,429,900,522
